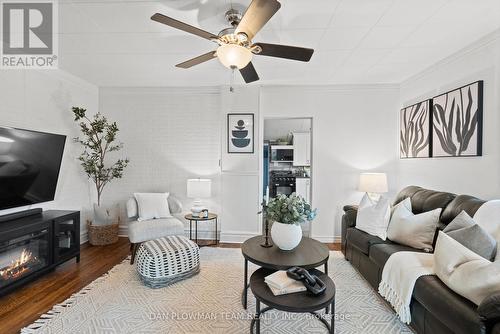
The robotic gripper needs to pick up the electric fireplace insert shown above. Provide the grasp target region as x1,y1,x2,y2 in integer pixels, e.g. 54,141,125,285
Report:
0,228,49,289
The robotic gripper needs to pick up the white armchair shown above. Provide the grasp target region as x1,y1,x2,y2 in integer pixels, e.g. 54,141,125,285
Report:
126,195,185,264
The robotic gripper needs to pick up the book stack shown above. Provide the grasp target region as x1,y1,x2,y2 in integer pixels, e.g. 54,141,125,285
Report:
264,270,307,296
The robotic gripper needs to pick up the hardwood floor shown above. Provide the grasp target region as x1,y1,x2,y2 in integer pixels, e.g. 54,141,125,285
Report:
0,238,340,334
0,238,131,334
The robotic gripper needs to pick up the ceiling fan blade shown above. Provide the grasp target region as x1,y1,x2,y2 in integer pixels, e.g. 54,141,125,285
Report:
239,62,260,83
235,0,281,41
175,51,217,69
254,43,314,62
151,13,218,41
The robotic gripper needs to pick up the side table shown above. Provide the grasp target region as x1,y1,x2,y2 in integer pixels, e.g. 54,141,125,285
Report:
184,213,218,247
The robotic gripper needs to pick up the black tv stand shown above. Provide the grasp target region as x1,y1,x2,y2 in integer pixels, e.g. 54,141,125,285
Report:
0,210,80,296
0,208,43,223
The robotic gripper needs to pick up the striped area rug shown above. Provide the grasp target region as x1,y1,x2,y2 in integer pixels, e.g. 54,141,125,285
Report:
22,248,413,334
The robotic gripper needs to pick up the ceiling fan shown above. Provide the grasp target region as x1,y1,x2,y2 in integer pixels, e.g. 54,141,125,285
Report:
151,0,314,83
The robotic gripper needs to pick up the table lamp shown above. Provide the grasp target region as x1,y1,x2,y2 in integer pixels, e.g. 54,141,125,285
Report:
187,178,212,217
358,173,388,201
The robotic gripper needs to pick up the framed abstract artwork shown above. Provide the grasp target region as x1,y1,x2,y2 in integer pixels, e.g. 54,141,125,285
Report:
227,113,254,154
400,100,432,158
432,81,483,157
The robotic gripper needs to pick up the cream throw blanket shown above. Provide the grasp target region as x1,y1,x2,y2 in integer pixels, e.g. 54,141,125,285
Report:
378,251,435,324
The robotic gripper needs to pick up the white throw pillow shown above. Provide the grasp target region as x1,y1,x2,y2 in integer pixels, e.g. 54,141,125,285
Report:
387,197,441,251
356,194,391,240
434,231,500,305
473,200,500,262
133,193,172,221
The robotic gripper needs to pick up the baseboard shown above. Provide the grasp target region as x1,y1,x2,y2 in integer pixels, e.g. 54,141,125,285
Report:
310,235,341,243
116,225,338,244
220,231,259,243
80,231,89,244
118,225,220,241
118,225,128,237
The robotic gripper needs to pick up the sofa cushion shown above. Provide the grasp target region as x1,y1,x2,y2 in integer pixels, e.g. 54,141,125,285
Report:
128,217,184,243
393,186,424,206
413,275,483,334
441,195,485,225
393,186,456,215
369,242,425,268
345,227,385,255
478,291,500,322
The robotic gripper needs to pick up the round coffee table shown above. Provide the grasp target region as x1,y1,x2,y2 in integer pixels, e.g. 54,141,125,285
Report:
241,236,330,309
250,268,336,334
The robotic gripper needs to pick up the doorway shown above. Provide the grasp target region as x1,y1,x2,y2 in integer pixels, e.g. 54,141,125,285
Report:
262,118,313,237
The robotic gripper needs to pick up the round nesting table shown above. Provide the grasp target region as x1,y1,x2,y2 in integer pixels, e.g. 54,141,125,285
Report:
241,236,330,309
250,268,336,334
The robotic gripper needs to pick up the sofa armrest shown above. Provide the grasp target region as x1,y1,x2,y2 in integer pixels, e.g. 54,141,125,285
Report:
478,291,500,323
341,205,358,255
343,205,359,213
126,198,138,218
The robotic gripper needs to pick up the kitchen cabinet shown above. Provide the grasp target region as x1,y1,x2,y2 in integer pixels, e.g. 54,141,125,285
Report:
292,132,311,166
295,178,311,203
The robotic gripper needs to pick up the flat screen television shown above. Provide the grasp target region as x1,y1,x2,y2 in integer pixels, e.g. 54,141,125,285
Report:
0,126,66,211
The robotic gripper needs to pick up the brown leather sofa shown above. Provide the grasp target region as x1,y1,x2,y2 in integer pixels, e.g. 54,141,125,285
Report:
341,186,500,334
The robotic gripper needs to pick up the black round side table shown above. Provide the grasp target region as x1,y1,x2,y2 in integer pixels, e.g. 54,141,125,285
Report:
184,213,218,247
250,267,336,334
241,236,330,310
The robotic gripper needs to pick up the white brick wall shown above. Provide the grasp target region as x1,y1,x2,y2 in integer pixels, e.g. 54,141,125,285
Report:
99,87,222,237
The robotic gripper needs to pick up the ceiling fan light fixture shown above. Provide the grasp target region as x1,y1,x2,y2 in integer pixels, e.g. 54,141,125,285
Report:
216,44,252,69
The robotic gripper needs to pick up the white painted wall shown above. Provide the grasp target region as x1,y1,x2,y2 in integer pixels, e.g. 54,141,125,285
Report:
219,86,261,242
98,87,222,237
399,32,500,199
0,70,99,241
3,31,498,246
260,85,400,242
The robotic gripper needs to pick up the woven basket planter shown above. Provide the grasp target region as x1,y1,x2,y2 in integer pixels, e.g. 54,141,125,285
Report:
87,221,119,246
136,236,200,288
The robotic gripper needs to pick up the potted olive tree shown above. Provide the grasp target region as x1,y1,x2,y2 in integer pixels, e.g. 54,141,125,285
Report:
72,107,129,245
266,193,317,251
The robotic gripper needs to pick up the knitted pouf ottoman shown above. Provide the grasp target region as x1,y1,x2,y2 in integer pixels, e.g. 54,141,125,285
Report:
136,236,200,288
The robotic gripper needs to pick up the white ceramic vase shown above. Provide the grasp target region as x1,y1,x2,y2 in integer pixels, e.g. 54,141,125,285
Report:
270,221,302,251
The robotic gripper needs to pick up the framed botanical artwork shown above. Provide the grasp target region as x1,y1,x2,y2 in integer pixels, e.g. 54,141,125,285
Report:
400,100,432,158
227,113,254,154
432,81,483,157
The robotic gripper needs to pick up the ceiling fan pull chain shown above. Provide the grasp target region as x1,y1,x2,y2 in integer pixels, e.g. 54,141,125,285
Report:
229,66,235,93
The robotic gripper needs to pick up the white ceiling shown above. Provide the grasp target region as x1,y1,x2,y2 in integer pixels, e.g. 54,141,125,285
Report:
57,0,500,87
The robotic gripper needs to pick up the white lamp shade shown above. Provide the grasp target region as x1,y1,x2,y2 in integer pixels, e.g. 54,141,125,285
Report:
216,44,252,69
187,179,212,198
358,173,388,193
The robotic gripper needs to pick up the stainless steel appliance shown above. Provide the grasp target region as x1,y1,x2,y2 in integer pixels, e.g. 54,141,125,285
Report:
269,171,296,198
270,145,294,162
